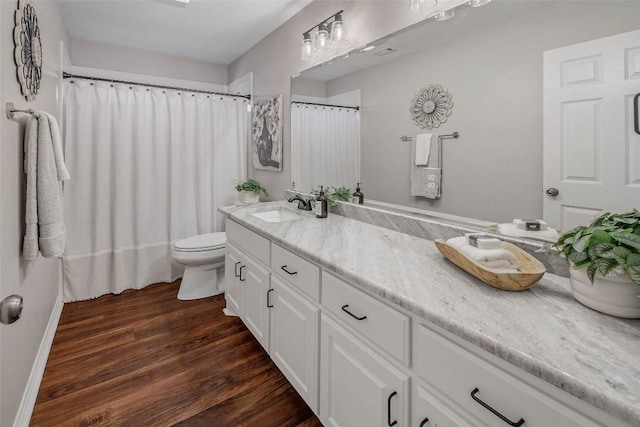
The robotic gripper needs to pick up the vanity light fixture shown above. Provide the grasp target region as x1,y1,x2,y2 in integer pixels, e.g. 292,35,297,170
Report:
300,10,349,61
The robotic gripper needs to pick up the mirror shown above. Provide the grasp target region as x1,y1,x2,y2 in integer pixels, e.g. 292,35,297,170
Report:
290,0,640,235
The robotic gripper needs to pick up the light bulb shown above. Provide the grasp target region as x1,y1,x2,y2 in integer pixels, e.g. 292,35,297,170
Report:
300,32,313,61
315,23,330,52
329,13,349,49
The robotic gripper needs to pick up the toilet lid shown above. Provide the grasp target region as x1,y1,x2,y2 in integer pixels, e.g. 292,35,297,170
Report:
174,232,226,252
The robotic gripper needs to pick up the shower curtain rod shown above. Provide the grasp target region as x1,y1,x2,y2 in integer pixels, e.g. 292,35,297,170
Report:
62,72,251,99
291,100,359,111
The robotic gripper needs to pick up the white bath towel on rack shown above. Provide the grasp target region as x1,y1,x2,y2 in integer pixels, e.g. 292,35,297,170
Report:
415,133,432,166
23,112,70,260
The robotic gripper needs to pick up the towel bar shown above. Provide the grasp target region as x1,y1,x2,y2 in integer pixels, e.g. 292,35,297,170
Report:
6,102,34,119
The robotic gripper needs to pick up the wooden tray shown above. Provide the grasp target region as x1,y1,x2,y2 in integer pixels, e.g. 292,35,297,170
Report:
434,239,546,291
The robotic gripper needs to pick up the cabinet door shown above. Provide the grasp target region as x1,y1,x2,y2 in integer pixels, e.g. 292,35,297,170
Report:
320,314,409,427
270,276,320,413
242,254,271,352
224,243,243,317
412,382,476,427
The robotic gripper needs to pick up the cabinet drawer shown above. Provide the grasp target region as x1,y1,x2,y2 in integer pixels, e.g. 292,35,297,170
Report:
225,218,269,265
321,271,410,366
414,323,600,427
271,243,320,301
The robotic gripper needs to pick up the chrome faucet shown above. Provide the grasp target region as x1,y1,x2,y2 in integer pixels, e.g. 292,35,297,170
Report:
288,195,312,211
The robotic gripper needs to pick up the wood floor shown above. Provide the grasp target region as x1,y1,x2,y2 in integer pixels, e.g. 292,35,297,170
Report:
31,281,323,427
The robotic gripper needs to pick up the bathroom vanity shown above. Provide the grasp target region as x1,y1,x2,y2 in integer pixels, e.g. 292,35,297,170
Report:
220,202,639,427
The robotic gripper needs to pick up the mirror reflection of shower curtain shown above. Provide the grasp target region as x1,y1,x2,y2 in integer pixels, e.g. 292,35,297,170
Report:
291,104,360,192
62,79,248,302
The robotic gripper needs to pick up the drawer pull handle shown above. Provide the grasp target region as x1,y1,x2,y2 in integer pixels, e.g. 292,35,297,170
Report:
634,93,640,135
281,265,298,275
267,288,274,308
341,304,367,321
387,391,398,427
470,387,524,427
234,261,241,277
419,417,429,427
239,265,246,282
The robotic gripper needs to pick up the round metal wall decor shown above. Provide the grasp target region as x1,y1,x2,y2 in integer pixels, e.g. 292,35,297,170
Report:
410,84,453,129
14,0,42,101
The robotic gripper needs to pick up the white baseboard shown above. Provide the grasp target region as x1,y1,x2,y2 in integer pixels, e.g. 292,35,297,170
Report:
13,297,64,427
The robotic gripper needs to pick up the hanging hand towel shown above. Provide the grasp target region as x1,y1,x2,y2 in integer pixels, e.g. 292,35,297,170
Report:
23,112,70,260
415,133,432,166
411,167,440,199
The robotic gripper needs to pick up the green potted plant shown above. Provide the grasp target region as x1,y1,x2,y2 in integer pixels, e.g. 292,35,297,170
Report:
311,186,352,206
552,210,640,318
235,179,267,204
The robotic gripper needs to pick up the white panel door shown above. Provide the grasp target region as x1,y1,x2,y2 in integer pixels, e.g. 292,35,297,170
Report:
543,29,640,232
270,276,319,412
320,314,409,427
224,242,243,316
241,254,271,352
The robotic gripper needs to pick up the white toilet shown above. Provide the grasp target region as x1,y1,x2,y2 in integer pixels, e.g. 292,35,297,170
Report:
172,232,226,300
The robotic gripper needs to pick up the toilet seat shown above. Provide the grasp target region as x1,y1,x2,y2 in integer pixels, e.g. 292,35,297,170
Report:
174,232,226,253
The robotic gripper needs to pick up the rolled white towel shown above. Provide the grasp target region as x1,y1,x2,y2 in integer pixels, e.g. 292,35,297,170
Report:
447,236,520,269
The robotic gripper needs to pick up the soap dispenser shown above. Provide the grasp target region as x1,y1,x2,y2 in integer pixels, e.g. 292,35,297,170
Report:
352,182,364,205
315,186,328,218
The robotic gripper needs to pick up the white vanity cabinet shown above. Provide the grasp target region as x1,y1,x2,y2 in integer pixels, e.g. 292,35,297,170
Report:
270,276,320,411
224,217,634,427
225,219,272,351
241,254,271,351
320,314,410,427
225,218,321,412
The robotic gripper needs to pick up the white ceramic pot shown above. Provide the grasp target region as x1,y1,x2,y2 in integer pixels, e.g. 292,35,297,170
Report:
238,190,260,204
569,267,640,319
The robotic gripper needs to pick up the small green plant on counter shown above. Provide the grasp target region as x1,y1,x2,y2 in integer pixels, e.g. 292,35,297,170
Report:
234,179,268,197
551,210,640,285
311,186,352,206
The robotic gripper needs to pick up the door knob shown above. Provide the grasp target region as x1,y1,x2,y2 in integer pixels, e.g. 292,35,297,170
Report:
545,187,559,197
0,294,23,325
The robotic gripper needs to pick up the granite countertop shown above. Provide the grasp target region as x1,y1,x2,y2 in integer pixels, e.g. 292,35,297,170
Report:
220,201,640,425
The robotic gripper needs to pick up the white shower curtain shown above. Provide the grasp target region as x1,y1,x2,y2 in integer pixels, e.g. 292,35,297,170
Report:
62,79,248,302
291,104,360,192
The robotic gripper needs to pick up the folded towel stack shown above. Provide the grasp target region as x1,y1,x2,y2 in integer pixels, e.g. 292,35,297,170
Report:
447,236,520,270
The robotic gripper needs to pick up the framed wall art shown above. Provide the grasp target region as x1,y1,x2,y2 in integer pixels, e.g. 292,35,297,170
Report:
252,95,283,172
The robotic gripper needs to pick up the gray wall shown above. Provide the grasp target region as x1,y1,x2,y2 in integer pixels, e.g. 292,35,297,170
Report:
1,1,70,425
326,1,640,223
71,40,228,84
229,0,465,198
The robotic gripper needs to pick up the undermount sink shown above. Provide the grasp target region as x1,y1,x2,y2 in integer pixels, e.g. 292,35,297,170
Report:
250,208,302,223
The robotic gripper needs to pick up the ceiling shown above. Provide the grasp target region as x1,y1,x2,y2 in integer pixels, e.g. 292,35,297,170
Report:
57,0,314,65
